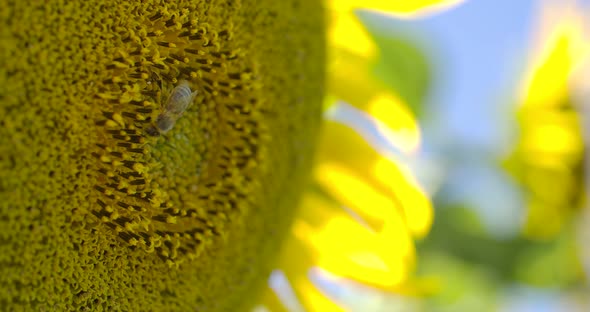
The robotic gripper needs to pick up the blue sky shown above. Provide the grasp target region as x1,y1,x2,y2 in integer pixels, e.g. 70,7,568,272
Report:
363,0,538,154
353,0,554,237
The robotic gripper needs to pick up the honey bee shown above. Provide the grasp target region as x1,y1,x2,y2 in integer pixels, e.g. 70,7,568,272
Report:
147,80,198,136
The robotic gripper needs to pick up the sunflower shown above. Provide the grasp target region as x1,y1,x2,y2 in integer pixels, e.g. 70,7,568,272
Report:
507,0,589,240
1,1,323,310
0,0,449,311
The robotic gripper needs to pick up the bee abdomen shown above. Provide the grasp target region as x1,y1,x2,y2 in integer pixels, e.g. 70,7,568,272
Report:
147,81,198,135
165,80,197,115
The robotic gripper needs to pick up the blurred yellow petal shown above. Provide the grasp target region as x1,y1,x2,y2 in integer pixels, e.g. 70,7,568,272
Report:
521,112,583,160
326,0,465,15
275,226,346,312
327,47,421,152
316,121,387,191
524,35,573,108
315,121,433,238
315,163,395,231
293,277,347,312
293,192,415,290
521,1,590,109
328,10,377,59
295,218,413,290
327,47,382,107
373,157,433,238
368,93,421,153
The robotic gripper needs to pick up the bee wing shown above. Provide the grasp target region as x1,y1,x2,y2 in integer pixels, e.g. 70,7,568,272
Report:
166,81,196,115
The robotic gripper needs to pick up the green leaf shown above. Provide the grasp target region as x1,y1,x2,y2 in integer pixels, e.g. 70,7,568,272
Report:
362,21,432,119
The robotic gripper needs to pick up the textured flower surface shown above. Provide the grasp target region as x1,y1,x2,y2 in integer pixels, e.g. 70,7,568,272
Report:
0,1,324,311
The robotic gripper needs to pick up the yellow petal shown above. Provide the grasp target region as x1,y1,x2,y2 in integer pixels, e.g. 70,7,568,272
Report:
292,277,347,312
315,163,395,231
276,218,347,311
327,48,421,152
521,1,590,109
520,110,583,161
367,93,421,153
327,10,377,59
326,0,465,15
293,192,416,289
524,35,574,108
315,121,433,238
373,157,433,238
327,47,382,108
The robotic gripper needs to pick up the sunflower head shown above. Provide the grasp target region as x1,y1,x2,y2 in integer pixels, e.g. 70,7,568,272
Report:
507,2,588,239
0,1,324,310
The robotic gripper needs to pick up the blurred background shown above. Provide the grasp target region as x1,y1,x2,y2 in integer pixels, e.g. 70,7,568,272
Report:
257,0,590,310
346,0,590,311
312,0,590,310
